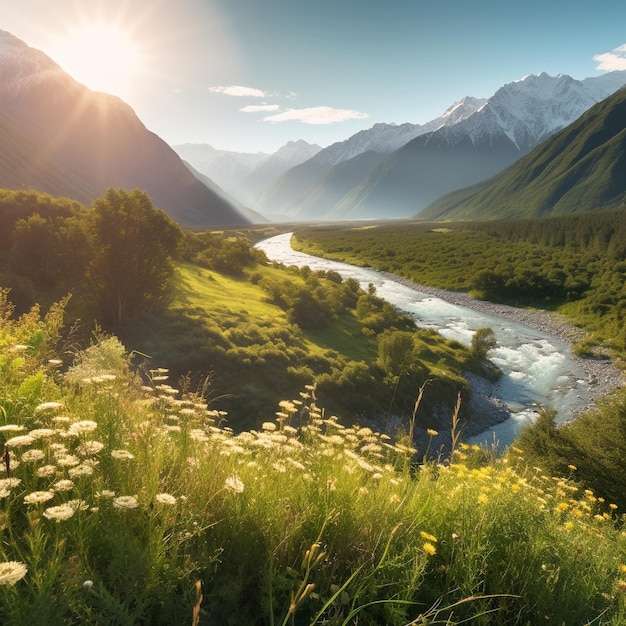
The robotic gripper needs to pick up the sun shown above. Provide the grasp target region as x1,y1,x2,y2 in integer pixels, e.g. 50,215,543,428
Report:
52,22,144,97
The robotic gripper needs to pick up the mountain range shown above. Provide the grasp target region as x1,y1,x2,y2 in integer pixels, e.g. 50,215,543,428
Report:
173,140,322,207
249,71,626,221
0,30,247,227
3,28,626,227
419,86,626,220
180,71,626,222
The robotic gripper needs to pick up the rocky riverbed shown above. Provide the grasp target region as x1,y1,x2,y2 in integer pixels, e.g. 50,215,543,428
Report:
380,271,625,445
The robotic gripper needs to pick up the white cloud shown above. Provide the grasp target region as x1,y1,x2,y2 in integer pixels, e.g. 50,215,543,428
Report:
593,44,626,71
209,85,267,97
240,104,280,113
262,106,369,125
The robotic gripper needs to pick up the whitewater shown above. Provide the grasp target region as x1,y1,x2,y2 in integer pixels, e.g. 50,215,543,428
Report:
256,233,623,447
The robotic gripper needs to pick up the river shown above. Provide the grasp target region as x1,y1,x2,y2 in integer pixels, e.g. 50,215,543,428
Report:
255,233,609,447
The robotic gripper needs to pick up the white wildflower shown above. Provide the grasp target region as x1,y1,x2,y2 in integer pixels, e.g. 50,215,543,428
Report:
155,493,177,506
77,441,105,456
110,450,134,461
35,402,64,413
95,490,116,499
68,421,98,436
68,464,94,478
224,475,244,494
0,478,21,490
112,495,139,509
21,449,45,463
28,429,56,440
56,455,80,468
24,490,55,505
52,479,74,492
0,561,28,586
43,504,75,522
0,425,24,433
5,435,34,448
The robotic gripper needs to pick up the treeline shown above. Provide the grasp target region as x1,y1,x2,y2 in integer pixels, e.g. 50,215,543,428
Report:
294,210,626,355
461,208,626,259
0,188,265,328
0,188,182,327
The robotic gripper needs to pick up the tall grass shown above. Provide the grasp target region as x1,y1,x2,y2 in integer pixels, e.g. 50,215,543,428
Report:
0,292,626,624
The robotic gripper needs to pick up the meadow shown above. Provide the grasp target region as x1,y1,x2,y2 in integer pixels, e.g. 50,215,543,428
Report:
1,290,626,624
119,239,489,436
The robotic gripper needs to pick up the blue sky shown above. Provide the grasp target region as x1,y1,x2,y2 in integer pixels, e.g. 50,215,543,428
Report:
5,0,626,153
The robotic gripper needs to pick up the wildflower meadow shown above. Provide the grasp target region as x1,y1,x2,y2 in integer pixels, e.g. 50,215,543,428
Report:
1,290,626,625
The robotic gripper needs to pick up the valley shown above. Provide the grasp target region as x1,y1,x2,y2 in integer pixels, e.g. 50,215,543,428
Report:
3,15,626,624
258,231,623,446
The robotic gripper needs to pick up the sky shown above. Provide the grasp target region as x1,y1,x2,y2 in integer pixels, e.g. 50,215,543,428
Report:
4,0,626,154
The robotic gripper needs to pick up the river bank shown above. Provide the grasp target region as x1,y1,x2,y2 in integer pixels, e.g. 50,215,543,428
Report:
380,271,625,426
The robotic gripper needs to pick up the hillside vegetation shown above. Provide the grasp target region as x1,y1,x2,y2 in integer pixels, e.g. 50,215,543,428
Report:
1,296,626,624
0,188,495,439
4,188,626,622
293,213,626,357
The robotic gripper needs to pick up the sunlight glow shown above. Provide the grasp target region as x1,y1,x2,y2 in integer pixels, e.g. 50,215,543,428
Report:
52,22,144,96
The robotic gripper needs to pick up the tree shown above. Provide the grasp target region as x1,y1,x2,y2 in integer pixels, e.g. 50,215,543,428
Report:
377,330,416,377
471,327,497,360
85,188,182,327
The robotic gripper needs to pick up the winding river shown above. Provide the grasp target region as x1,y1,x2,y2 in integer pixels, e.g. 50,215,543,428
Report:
256,233,603,447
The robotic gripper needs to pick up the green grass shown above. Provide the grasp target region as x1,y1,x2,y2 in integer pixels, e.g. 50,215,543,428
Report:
1,294,626,624
301,313,376,364
118,258,487,433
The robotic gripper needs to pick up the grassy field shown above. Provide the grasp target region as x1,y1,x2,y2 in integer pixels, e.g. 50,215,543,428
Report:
118,255,483,434
1,291,626,624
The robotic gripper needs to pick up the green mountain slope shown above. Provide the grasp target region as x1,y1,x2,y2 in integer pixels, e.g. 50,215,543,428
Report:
420,87,626,220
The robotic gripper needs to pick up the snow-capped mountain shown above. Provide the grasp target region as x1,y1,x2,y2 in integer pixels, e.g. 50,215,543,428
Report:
0,30,246,226
421,85,626,220
310,98,488,168
173,139,321,205
256,70,626,221
470,72,617,150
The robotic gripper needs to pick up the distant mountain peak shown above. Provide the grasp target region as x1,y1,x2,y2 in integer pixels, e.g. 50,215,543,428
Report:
272,139,321,160
421,86,626,220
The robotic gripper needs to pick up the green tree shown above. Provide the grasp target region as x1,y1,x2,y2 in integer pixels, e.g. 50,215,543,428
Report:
377,330,416,377
471,327,497,360
85,188,182,327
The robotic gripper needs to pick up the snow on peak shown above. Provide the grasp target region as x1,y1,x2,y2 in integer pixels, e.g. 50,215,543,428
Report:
312,121,425,166
462,71,626,150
